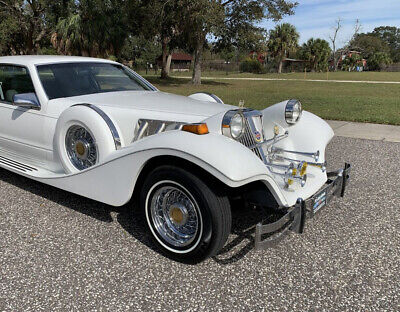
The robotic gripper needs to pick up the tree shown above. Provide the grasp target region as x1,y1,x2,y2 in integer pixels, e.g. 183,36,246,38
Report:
368,52,392,71
350,34,390,59
177,0,297,84
329,18,342,71
299,38,331,72
342,53,362,71
120,35,161,69
267,23,299,73
0,0,61,55
371,26,400,62
52,0,128,57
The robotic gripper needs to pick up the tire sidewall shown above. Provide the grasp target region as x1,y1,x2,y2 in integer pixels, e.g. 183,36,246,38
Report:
145,180,205,254
141,167,217,261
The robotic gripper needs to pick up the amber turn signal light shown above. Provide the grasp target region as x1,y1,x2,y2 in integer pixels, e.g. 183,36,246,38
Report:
182,123,209,135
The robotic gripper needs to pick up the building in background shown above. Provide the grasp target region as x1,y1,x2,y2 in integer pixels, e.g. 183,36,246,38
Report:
157,52,193,72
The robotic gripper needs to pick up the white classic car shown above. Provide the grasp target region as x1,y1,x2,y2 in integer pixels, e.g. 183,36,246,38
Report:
0,56,350,263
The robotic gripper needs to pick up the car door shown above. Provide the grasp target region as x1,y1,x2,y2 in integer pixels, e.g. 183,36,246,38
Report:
0,64,47,167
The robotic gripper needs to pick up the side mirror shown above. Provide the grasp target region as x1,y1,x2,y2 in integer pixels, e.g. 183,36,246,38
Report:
12,93,41,110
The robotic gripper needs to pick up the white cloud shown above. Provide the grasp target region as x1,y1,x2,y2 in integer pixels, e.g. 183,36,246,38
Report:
261,0,400,47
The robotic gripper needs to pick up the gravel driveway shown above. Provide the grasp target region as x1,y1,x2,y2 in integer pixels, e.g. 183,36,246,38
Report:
0,137,399,311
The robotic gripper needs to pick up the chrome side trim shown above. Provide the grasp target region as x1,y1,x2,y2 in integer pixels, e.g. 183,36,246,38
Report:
73,104,122,150
124,66,158,91
0,155,38,172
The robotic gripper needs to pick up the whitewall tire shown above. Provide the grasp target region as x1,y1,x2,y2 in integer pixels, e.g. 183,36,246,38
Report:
140,165,232,263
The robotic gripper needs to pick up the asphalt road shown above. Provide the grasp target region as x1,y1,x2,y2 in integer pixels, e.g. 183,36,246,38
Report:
0,136,399,311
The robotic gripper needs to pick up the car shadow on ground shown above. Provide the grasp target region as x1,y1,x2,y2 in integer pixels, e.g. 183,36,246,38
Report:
0,168,117,223
117,199,283,265
212,200,282,265
0,168,279,265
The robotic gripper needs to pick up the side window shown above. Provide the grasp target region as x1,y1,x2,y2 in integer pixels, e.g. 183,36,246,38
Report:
0,65,35,103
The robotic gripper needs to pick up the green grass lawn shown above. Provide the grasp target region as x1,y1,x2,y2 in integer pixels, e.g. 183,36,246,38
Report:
138,70,400,82
145,74,400,125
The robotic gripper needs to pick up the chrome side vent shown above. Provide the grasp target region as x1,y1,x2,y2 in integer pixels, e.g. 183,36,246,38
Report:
133,119,184,142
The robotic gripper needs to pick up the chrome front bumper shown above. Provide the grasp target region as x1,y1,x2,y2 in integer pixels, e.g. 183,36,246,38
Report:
255,163,351,250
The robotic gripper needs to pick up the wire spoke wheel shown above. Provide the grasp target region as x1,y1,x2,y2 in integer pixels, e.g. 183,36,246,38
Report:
141,166,232,263
148,182,201,249
65,125,98,170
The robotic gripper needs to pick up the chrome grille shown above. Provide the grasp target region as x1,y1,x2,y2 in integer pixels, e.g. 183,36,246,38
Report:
238,113,264,161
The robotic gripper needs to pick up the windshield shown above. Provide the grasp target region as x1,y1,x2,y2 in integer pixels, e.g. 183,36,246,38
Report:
37,62,153,100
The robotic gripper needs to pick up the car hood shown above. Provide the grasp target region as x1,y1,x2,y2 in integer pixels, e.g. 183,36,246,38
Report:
59,90,235,118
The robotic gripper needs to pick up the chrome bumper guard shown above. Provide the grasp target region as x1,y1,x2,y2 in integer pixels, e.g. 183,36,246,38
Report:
255,163,351,250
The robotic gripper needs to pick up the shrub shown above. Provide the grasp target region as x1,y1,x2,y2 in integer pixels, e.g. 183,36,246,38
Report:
239,58,264,74
368,52,392,71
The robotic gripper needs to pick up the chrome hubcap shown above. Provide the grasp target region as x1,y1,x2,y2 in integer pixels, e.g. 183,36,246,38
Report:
66,125,97,170
149,184,200,248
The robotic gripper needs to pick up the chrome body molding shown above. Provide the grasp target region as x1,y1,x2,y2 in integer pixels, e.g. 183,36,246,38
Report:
73,103,122,150
0,154,38,172
124,66,158,91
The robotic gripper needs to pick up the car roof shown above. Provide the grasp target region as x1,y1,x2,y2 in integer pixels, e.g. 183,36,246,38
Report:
0,55,118,66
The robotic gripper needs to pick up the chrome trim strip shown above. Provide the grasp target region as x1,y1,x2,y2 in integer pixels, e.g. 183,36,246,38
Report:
0,155,38,172
124,66,158,91
73,104,122,150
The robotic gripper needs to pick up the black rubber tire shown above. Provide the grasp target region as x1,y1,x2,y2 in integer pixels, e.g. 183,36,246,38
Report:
140,165,231,264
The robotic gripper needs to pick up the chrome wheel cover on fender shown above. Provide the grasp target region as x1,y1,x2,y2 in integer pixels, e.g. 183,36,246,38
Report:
146,181,203,253
65,125,98,170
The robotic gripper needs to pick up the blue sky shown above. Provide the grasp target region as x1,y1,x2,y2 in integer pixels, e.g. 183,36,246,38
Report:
261,0,400,48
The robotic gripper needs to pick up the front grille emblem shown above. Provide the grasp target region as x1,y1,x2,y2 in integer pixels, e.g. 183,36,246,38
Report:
254,131,262,143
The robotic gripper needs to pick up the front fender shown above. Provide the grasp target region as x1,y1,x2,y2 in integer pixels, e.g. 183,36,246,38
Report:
105,131,286,205
30,130,285,207
262,101,334,163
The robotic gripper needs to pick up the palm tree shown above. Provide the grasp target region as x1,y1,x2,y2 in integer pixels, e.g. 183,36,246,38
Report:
299,38,331,72
267,23,299,73
52,0,127,58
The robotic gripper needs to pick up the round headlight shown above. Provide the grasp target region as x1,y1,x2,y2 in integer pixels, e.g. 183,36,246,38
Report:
230,113,245,139
222,111,245,140
285,99,302,125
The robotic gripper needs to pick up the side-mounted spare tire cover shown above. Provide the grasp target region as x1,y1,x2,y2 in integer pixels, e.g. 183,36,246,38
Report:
55,105,119,173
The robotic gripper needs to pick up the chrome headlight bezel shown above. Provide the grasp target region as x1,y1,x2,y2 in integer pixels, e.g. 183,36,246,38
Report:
222,110,245,140
285,99,302,125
